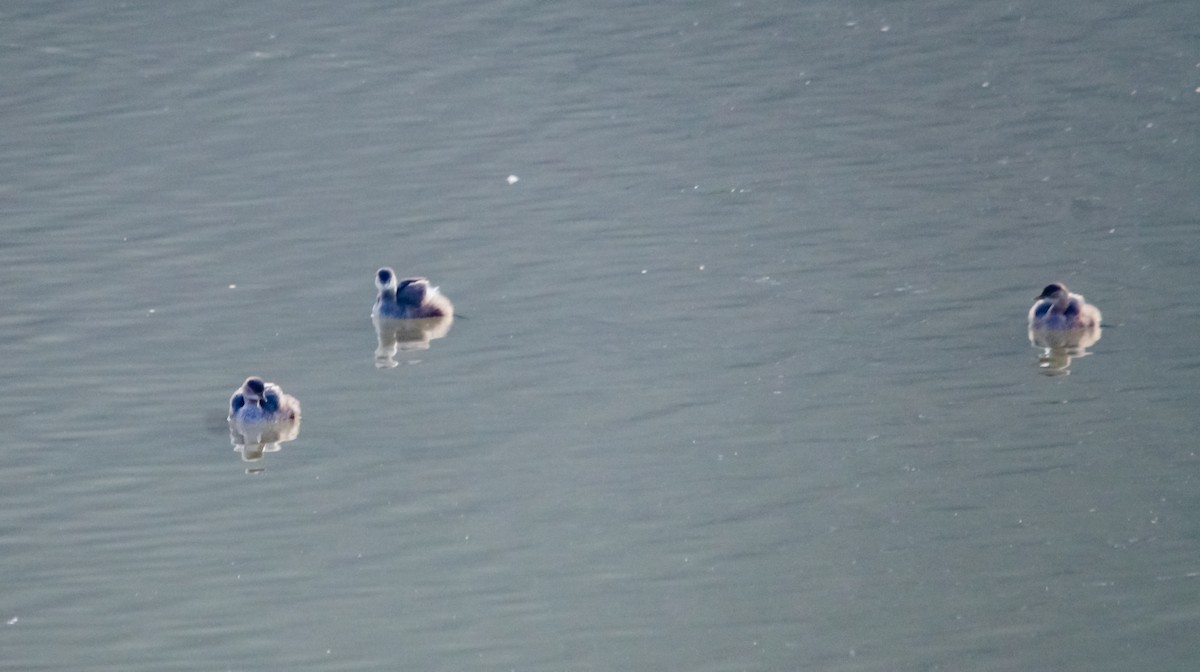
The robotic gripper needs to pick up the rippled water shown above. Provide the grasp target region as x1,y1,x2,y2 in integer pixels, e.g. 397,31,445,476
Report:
3,1,1199,670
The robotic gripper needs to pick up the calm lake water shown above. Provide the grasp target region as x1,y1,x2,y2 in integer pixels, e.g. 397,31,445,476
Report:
3,1,1199,670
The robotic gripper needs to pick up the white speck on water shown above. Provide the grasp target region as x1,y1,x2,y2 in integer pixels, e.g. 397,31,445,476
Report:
229,284,237,289
6,617,17,625
641,269,647,274
981,81,990,87
880,25,890,32
506,174,519,184
698,265,705,270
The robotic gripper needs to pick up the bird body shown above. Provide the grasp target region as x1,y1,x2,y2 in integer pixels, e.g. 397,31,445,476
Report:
372,267,453,320
228,377,301,423
1028,283,1101,330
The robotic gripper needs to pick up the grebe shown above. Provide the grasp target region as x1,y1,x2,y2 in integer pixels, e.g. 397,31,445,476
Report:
228,376,301,423
1028,282,1101,330
372,267,453,319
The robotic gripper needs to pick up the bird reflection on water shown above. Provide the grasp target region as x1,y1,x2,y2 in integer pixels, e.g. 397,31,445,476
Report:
229,418,301,467
372,314,454,367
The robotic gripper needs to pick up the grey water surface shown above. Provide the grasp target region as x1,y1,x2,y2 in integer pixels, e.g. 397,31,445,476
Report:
3,1,1199,670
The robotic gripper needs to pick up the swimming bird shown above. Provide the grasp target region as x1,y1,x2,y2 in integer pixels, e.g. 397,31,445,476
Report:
1027,282,1101,330
372,267,454,319
228,376,301,423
